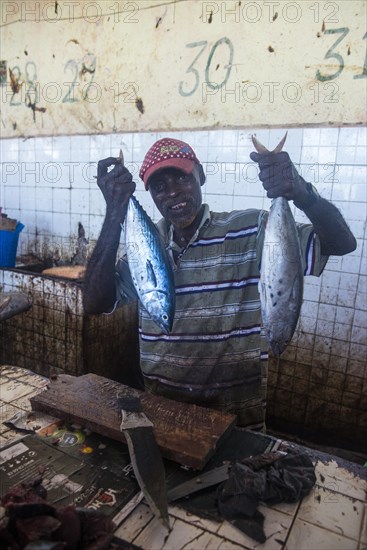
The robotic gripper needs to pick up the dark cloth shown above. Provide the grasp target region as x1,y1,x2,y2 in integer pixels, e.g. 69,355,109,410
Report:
217,451,316,543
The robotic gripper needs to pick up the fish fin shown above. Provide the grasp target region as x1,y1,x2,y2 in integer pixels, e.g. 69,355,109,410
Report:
252,132,288,155
146,259,157,288
289,274,303,313
272,132,288,154
252,134,269,154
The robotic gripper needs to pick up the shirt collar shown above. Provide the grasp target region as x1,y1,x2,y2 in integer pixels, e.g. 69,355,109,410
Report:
156,204,211,252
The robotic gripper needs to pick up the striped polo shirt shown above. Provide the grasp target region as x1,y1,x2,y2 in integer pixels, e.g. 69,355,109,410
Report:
115,205,327,430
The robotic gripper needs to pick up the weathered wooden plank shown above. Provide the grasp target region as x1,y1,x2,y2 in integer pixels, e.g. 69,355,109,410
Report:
30,374,236,469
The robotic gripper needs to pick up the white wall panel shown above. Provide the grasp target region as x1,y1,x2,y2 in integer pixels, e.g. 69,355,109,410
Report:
1,0,366,137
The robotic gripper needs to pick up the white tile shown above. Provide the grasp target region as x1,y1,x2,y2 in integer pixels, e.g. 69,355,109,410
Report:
208,130,225,147
69,135,90,149
0,429,25,448
191,146,208,165
51,212,71,237
337,289,356,308
333,322,352,342
129,132,153,152
134,191,155,217
319,129,339,147
354,147,366,164
304,283,321,302
90,147,114,164
221,129,239,147
286,518,358,549
70,188,90,215
3,186,20,209
237,146,256,166
82,162,97,186
207,194,233,212
339,272,359,291
19,138,35,152
207,147,223,163
317,304,337,322
324,256,343,273
215,505,294,549
134,515,208,550
350,183,367,202
332,183,351,201
351,325,367,344
357,276,366,295
298,315,317,333
35,187,53,211
34,136,53,150
299,164,318,185
341,254,362,275
53,188,71,213
352,165,367,184
301,147,320,164
329,354,348,372
315,459,367,504
338,128,359,147
360,504,367,544
89,134,110,150
302,128,321,146
0,402,24,424
317,147,337,164
357,127,367,147
52,139,71,161
316,319,335,338
88,214,104,240
313,335,333,354
349,342,367,361
336,147,358,164
0,378,39,402
208,170,235,194
70,148,89,164
353,309,367,328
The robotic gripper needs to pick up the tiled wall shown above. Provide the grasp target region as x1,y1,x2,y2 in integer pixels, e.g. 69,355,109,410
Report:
1,127,366,449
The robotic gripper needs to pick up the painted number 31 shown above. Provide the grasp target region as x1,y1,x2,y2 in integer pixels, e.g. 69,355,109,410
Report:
317,28,367,81
179,37,234,97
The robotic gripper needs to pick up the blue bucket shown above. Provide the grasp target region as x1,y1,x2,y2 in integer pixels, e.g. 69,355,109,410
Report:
0,222,25,267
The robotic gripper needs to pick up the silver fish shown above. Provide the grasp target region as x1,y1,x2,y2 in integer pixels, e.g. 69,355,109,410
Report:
252,134,303,356
124,195,175,333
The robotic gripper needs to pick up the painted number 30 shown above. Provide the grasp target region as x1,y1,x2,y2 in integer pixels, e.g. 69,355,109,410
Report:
179,37,234,97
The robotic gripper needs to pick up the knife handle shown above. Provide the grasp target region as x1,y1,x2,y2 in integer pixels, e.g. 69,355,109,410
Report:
117,395,153,429
117,394,142,413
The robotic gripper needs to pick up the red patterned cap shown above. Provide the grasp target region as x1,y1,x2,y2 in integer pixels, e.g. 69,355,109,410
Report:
139,138,200,189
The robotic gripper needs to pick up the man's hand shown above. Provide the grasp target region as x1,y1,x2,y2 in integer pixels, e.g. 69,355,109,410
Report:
97,156,136,222
249,151,308,205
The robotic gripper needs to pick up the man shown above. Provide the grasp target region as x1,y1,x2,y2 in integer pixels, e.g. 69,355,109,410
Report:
83,137,356,431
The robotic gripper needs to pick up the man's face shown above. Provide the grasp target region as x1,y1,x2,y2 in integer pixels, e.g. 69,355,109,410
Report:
148,165,203,229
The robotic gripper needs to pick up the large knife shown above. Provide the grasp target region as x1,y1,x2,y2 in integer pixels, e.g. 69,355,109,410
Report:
117,391,170,530
167,450,288,502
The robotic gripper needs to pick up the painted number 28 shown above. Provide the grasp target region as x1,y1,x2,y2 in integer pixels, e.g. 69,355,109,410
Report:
179,37,234,97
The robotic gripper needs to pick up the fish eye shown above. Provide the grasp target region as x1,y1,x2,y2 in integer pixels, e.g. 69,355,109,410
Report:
162,314,168,321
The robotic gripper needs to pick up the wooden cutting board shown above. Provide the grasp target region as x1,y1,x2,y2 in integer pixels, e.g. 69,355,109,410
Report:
30,373,236,469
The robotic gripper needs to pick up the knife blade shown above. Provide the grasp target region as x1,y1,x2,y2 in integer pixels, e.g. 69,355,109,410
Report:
117,391,170,530
168,464,231,503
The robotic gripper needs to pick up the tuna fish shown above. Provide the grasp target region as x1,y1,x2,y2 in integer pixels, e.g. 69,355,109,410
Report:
124,195,176,333
252,134,304,356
